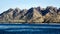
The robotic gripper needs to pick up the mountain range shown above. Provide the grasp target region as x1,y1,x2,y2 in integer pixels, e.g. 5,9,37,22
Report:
0,6,60,24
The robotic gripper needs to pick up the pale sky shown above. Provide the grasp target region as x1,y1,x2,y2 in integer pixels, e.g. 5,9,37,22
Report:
0,0,60,13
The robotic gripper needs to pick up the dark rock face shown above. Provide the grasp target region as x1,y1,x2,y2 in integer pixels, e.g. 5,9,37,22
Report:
25,8,33,20
0,6,60,23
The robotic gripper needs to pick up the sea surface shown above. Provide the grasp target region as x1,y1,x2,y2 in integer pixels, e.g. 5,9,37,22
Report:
0,23,60,34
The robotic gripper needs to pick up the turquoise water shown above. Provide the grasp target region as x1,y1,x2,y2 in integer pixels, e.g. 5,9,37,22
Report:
0,24,60,34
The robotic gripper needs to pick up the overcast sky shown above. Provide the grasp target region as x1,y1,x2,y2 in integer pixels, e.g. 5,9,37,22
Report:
0,0,60,13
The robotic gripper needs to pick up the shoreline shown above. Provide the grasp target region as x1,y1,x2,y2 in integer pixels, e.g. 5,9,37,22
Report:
0,23,60,25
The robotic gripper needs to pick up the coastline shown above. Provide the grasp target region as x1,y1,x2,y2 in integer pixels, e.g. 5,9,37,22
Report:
0,22,60,25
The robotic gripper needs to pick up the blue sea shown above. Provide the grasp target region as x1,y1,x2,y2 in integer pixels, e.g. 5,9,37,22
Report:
0,23,60,34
